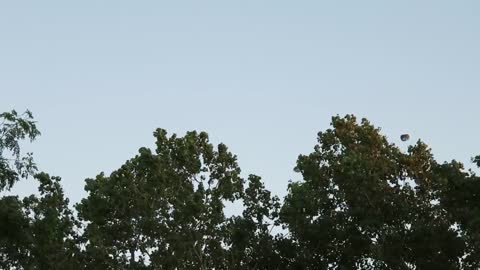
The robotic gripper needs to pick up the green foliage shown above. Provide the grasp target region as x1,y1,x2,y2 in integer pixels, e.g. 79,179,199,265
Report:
0,173,80,269
0,195,31,269
280,115,467,269
3,110,480,269
0,109,41,191
23,173,81,269
76,129,247,269
224,175,282,269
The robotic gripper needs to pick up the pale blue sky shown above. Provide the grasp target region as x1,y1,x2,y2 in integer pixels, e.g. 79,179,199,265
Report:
1,1,479,205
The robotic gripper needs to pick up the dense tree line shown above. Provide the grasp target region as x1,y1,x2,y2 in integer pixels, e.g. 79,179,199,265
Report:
1,110,480,269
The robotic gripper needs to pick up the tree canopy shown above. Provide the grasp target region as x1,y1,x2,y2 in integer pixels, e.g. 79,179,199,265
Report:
1,110,480,269
0,109,40,191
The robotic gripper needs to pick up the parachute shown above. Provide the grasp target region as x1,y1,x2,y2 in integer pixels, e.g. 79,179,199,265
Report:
400,134,410,142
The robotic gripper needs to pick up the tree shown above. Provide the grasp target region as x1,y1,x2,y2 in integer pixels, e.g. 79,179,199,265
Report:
0,195,31,269
0,109,41,268
0,110,80,269
24,173,81,269
76,129,246,269
224,174,282,270
4,109,480,269
0,173,80,269
280,115,466,269
438,159,480,269
0,109,40,191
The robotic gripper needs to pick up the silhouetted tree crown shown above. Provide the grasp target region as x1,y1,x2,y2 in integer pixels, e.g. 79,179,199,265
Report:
2,111,480,269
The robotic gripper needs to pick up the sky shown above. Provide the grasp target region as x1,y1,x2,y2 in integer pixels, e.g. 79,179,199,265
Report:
1,1,479,208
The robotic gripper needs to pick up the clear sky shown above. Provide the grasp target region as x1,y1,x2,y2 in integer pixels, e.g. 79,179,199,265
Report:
1,1,479,207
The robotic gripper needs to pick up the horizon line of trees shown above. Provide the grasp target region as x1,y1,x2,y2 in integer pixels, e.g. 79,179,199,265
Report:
1,109,480,269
